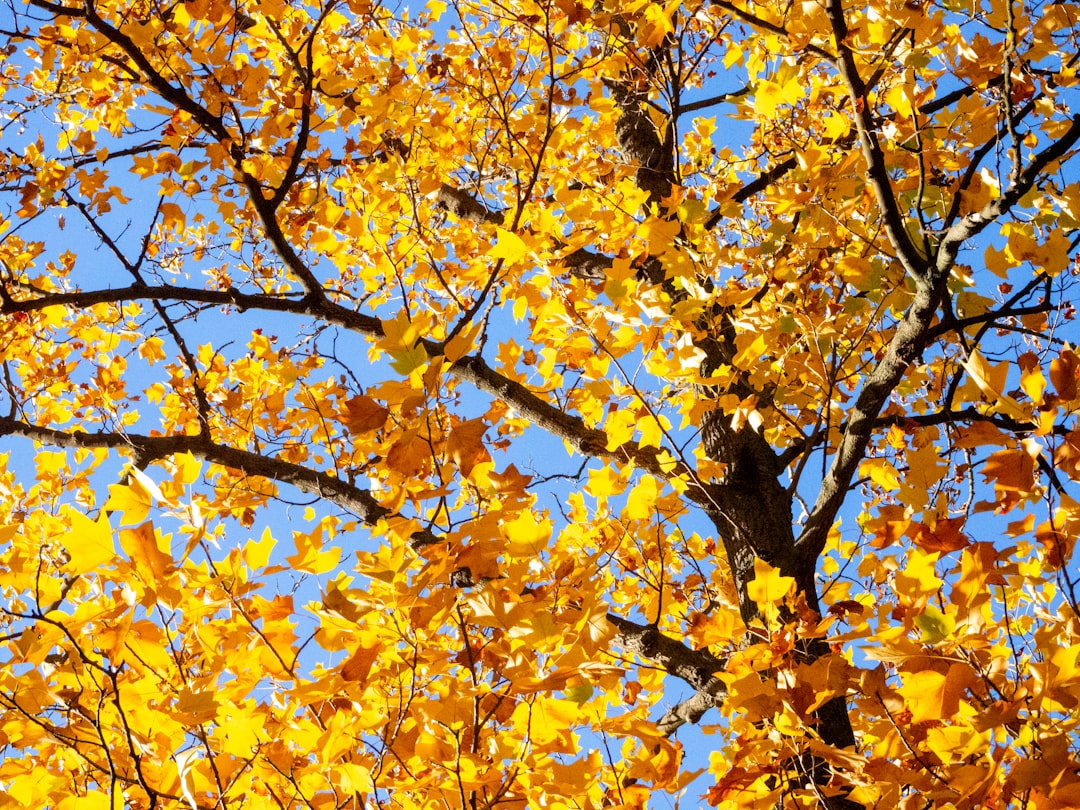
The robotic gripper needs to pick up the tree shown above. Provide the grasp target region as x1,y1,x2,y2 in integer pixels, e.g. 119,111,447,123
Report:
2,0,1080,805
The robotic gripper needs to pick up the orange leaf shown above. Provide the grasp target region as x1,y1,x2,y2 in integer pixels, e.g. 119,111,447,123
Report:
119,521,173,582
982,447,1035,493
868,504,911,549
489,464,533,494
447,418,489,477
386,432,430,477
1055,430,1080,480
1036,518,1074,568
341,642,381,684
909,517,969,553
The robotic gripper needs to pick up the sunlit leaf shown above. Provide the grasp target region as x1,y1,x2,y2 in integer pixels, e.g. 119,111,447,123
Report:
62,508,115,576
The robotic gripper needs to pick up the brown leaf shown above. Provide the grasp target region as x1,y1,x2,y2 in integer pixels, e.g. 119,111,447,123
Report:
342,394,389,433
1055,430,1080,480
1051,348,1079,401
1036,519,1073,569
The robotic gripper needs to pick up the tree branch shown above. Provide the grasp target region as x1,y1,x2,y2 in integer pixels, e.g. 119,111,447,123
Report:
827,0,927,282
606,612,727,734
435,183,504,226
796,113,1080,563
873,405,1070,438
934,115,1080,275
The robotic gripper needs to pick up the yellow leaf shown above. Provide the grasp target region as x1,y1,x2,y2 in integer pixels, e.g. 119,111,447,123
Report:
1037,227,1072,276
62,508,116,575
637,2,674,47
389,343,428,375
962,349,1032,422
1018,351,1046,404
859,457,901,492
380,309,424,352
898,663,975,724
174,687,220,724
138,336,167,363
625,474,658,521
605,409,637,450
286,528,341,574
747,559,794,607
637,412,669,449
512,697,580,750
104,481,152,525
444,322,481,363
883,83,914,118
900,442,947,511
244,527,276,569
898,670,948,723
587,464,628,498
174,451,202,485
127,465,169,506
603,256,637,301
724,41,743,68
836,254,874,289
733,332,767,371
330,763,373,795
754,77,803,117
488,228,530,263
217,702,264,757
501,511,552,557
821,113,851,140
55,793,112,810
893,548,943,606
640,216,680,255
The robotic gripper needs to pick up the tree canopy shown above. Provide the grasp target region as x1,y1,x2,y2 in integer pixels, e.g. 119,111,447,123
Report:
3,0,1080,806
